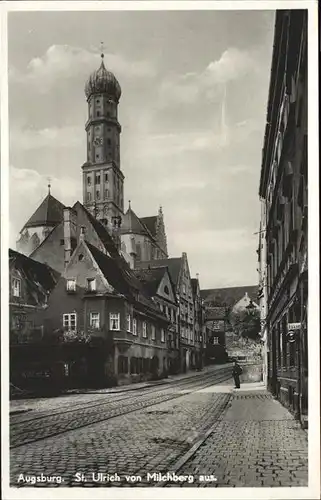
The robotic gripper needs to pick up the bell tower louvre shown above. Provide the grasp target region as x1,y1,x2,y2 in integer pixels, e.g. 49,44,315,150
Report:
82,48,124,226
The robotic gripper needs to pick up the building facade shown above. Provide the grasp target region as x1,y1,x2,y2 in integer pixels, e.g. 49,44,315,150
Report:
133,266,179,373
258,10,308,425
136,253,197,372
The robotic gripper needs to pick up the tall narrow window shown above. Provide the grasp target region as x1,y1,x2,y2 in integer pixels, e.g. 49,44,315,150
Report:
143,322,147,338
151,325,156,340
104,173,108,182
110,313,120,331
126,314,131,332
90,312,100,329
132,318,137,335
96,190,100,200
161,329,165,343
95,175,101,184
12,278,21,297
87,176,91,186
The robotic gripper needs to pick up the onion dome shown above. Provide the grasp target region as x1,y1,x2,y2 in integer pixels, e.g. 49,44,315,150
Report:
85,54,121,102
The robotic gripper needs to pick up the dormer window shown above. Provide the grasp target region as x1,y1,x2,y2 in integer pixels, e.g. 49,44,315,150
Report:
164,285,169,295
87,278,96,292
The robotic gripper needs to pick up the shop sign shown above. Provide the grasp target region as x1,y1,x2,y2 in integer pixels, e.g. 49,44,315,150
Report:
287,322,301,330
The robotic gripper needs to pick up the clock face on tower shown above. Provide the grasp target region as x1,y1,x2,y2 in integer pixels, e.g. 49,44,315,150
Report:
94,137,103,147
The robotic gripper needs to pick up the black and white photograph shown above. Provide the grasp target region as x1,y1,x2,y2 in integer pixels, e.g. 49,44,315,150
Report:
1,1,319,499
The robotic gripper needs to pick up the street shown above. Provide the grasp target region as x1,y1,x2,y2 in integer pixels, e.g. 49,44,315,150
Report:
10,365,308,488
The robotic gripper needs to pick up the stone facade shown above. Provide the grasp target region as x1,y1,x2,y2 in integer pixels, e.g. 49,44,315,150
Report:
258,10,308,425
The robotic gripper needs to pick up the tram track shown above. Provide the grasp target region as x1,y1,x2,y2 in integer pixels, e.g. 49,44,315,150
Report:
10,368,232,449
10,367,230,425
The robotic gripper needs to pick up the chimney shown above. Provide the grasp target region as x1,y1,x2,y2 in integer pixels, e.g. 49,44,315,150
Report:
63,207,77,267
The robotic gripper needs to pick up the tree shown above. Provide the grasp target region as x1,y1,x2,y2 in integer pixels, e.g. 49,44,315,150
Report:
229,307,261,341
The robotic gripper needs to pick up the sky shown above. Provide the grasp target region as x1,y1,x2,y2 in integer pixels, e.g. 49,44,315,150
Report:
8,8,275,289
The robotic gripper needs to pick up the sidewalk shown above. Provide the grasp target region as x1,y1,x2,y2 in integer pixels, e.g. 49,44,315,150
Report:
169,383,308,487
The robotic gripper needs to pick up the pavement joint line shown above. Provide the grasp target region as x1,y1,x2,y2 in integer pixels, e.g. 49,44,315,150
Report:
156,395,232,488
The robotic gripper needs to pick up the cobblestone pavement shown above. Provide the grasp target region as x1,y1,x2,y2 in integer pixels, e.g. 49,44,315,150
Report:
10,375,232,488
10,367,231,448
10,378,308,489
170,386,308,488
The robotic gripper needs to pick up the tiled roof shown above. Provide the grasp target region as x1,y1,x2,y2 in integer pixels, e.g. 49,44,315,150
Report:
121,206,152,237
23,193,65,230
81,204,120,258
86,243,165,319
201,285,259,307
133,267,166,297
140,216,157,237
87,243,140,298
136,257,182,287
9,249,60,305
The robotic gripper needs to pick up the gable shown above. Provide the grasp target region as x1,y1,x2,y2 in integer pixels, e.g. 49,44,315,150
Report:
156,270,176,304
65,241,114,294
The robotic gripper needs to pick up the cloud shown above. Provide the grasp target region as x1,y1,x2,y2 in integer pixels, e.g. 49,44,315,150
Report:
10,44,157,92
10,125,83,150
9,166,81,248
159,47,256,105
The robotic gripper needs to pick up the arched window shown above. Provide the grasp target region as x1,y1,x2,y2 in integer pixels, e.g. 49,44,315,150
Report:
136,242,142,261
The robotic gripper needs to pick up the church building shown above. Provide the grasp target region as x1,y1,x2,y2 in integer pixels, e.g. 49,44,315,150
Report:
16,52,168,271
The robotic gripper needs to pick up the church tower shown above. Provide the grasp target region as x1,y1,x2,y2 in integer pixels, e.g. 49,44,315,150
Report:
82,51,124,225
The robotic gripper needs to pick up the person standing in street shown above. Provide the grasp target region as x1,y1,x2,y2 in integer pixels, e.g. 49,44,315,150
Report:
232,360,243,389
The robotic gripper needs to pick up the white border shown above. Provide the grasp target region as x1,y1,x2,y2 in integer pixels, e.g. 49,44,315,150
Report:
1,1,319,500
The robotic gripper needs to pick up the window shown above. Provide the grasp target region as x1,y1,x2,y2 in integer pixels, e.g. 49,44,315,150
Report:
165,306,169,318
66,278,76,292
104,189,109,200
60,239,64,246
213,337,219,345
118,356,128,374
78,254,84,262
87,192,91,202
105,173,108,182
95,175,101,184
12,278,21,297
96,190,100,200
87,176,91,186
151,325,156,340
160,304,163,312
63,313,77,331
110,313,120,331
161,328,165,343
90,312,100,329
143,322,147,338
164,285,169,295
87,278,96,292
182,284,186,294
132,318,137,335
127,314,131,332
97,111,101,117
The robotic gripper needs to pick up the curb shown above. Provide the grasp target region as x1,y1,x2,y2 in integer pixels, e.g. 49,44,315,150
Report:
157,394,232,487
